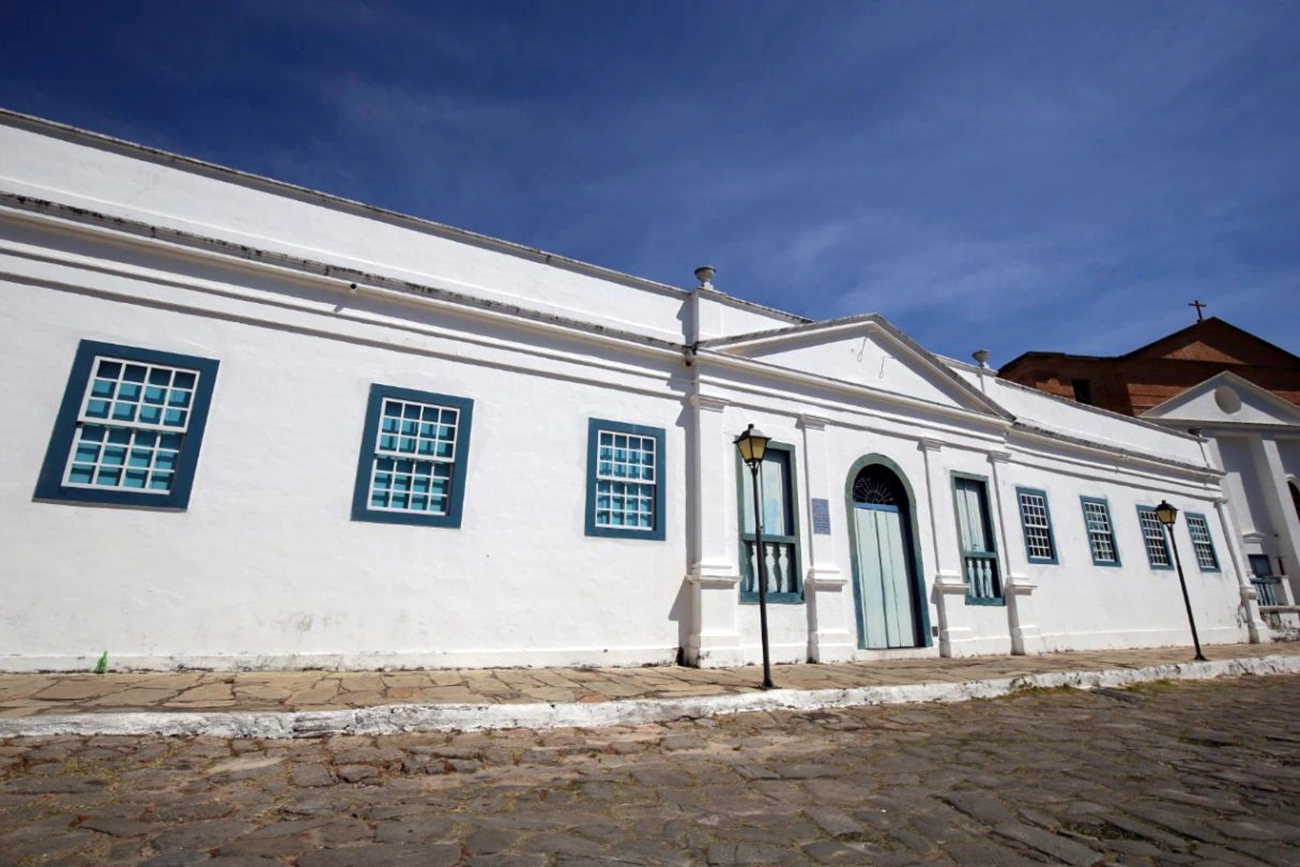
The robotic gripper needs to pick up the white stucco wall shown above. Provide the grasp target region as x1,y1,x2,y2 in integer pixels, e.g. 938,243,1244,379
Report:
0,221,690,672
1216,435,1275,539
994,452,1242,651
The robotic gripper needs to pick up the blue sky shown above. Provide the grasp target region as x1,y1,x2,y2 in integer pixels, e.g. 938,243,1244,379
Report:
3,1,1298,364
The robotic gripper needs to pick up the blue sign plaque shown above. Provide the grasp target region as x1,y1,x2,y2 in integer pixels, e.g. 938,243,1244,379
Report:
811,498,831,535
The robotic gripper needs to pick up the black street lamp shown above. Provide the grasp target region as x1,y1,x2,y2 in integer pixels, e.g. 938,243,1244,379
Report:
1154,500,1208,662
734,423,775,690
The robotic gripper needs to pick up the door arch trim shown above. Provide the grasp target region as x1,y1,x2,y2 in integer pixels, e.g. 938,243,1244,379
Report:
844,454,931,649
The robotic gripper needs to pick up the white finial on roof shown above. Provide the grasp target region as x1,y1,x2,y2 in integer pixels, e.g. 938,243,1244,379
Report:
694,265,716,290
972,349,990,369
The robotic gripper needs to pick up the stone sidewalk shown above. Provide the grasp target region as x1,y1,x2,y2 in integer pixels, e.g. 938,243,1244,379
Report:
3,642,1300,738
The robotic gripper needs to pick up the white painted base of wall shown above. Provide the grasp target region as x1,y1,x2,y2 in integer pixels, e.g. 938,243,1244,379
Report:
852,645,941,662
1010,624,1046,656
0,645,681,674
942,633,1015,658
737,641,809,668
1037,624,1248,653
808,632,856,663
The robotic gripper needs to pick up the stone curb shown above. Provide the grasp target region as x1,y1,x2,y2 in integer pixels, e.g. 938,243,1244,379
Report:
3,654,1298,739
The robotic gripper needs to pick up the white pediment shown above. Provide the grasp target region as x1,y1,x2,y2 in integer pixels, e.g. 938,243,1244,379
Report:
702,315,1004,417
1141,371,1300,427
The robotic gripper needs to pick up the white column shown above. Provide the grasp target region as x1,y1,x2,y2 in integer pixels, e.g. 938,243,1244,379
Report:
684,394,743,667
987,451,1043,655
919,439,966,656
798,415,853,663
1254,437,1300,604
1214,495,1270,643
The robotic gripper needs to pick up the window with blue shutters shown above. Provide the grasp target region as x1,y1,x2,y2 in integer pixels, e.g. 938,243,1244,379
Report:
351,384,474,527
1185,513,1220,572
1081,497,1121,567
584,419,665,540
1137,506,1173,570
737,443,802,603
953,473,1003,604
35,341,219,510
1016,487,1058,565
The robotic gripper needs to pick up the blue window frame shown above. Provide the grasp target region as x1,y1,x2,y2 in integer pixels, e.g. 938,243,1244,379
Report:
35,340,219,510
737,443,803,603
1015,487,1058,565
1137,506,1174,570
584,418,665,540
351,384,473,527
953,473,1003,604
1081,496,1121,567
1185,513,1221,572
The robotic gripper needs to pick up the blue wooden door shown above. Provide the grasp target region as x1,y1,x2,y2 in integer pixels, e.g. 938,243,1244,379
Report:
854,503,917,649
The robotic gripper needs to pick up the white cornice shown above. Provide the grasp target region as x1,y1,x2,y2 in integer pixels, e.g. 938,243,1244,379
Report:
0,200,688,359
0,237,690,400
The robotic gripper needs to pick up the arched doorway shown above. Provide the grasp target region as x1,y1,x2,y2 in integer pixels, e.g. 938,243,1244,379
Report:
846,460,927,649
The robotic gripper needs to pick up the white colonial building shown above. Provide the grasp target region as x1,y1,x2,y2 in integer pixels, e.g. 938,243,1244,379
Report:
1141,372,1300,621
0,110,1271,672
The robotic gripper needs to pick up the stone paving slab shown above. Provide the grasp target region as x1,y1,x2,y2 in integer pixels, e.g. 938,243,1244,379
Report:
0,643,1298,739
0,643,1297,716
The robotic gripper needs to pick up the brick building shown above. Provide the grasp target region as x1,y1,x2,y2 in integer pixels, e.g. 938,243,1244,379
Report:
998,317,1300,416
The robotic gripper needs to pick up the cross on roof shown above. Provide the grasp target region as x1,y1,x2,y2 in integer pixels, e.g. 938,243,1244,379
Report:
1189,299,1207,322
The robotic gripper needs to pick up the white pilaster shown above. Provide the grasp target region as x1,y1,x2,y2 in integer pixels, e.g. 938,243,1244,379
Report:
684,394,743,667
1214,495,1270,643
919,438,966,656
987,450,1044,655
1255,437,1300,604
798,415,853,663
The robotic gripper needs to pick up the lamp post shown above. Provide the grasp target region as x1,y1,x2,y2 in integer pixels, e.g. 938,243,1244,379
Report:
734,423,775,690
1154,500,1208,662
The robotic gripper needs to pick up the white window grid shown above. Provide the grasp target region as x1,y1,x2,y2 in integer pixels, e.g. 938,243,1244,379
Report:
1187,515,1219,570
1138,510,1171,567
368,398,459,515
63,356,198,494
594,430,656,530
1018,492,1054,560
1083,501,1117,563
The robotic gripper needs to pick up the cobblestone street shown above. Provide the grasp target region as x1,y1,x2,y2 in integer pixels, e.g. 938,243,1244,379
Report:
2,675,1299,866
